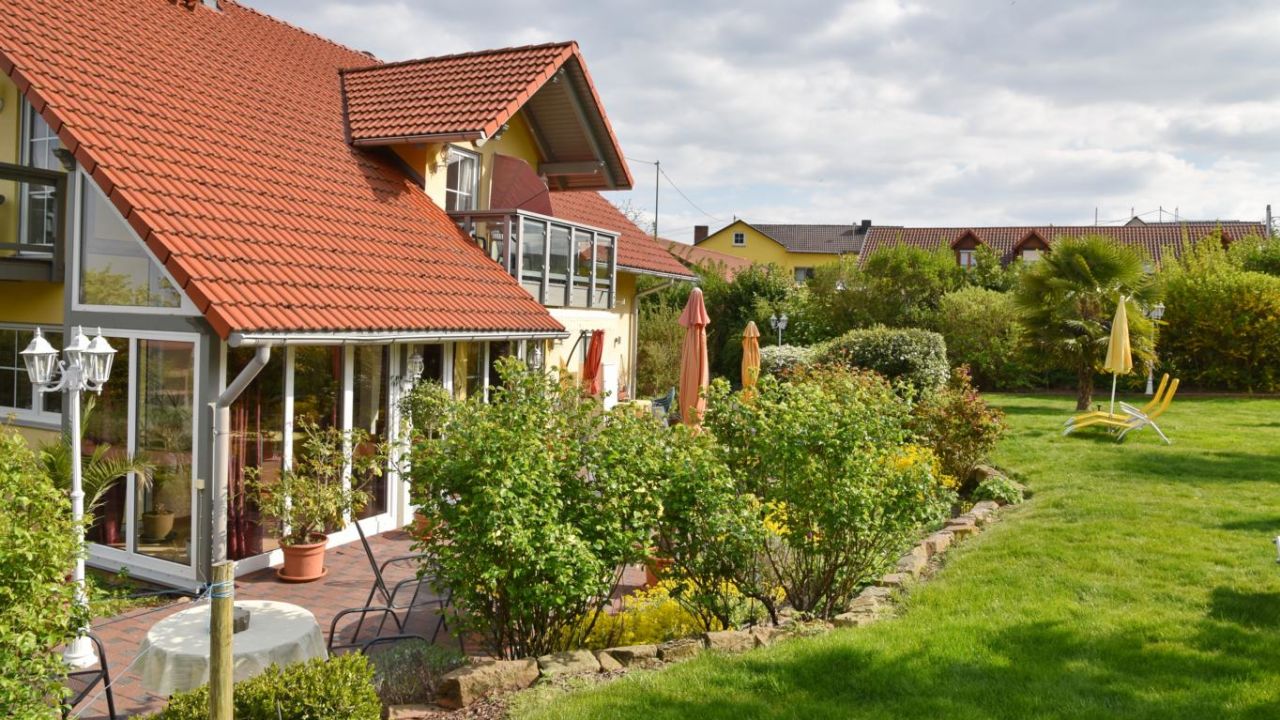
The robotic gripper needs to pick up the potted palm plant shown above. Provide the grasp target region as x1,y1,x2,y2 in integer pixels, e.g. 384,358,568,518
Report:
250,419,391,582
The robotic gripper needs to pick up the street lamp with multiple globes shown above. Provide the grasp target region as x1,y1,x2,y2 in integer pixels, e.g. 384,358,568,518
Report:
1144,302,1166,395
20,326,117,669
769,312,788,346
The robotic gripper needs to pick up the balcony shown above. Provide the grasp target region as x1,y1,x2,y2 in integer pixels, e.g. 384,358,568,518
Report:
451,209,619,310
0,161,67,283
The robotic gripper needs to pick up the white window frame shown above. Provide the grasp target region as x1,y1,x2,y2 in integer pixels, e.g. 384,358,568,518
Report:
18,100,61,249
444,146,481,213
0,324,63,427
732,231,746,246
1021,249,1041,263
71,170,202,316
957,249,977,269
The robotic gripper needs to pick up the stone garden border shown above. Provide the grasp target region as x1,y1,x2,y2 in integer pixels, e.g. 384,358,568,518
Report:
395,497,1013,715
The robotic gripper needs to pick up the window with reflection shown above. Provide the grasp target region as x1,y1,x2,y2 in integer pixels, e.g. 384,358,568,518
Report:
21,102,61,247
353,346,390,519
79,179,182,307
227,347,284,560
453,342,484,401
547,225,572,306
85,337,130,551
521,218,547,299
594,237,614,306
487,341,514,394
134,340,195,566
0,326,62,418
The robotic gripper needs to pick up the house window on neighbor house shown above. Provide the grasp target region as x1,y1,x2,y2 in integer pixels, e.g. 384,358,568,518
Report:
1020,249,1041,263
957,249,977,269
0,325,63,422
445,147,480,213
794,267,816,283
733,231,746,246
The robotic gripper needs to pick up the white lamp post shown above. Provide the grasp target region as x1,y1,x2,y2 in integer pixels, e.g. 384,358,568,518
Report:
1144,302,1166,395
769,313,788,346
21,326,116,669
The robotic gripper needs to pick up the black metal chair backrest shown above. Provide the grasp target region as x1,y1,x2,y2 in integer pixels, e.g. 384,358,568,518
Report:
61,634,116,720
327,606,404,655
355,520,392,604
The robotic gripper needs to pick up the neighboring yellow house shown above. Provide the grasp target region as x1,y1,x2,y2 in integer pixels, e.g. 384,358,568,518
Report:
693,219,869,281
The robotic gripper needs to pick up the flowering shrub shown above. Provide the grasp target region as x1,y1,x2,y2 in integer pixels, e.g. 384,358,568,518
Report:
406,359,667,659
909,366,1007,488
706,367,954,618
1,429,83,716
759,344,818,378
578,582,718,650
817,326,950,394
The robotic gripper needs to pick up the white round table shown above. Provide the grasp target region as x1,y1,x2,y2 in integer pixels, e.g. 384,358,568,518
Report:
139,599,327,695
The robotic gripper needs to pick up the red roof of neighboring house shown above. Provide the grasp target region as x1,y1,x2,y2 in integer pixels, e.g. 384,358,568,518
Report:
0,0,563,339
547,192,695,280
860,222,1266,266
342,42,632,191
660,240,753,279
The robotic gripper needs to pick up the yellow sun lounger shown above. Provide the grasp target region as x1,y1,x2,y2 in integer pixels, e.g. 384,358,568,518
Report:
1063,378,1179,444
1063,374,1169,428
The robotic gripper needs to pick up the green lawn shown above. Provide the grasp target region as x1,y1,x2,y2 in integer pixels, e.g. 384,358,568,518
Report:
512,394,1280,719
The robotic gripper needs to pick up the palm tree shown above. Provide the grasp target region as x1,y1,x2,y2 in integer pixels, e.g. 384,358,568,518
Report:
38,397,152,519
1015,236,1159,411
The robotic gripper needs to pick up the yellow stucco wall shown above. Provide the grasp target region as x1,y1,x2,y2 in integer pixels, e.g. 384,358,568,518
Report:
545,272,638,400
409,111,541,212
696,220,846,275
0,282,63,324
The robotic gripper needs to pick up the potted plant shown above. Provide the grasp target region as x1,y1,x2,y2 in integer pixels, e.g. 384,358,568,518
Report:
250,419,391,582
140,471,175,541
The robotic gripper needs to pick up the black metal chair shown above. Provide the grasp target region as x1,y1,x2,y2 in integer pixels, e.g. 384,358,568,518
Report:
61,634,116,720
353,522,450,645
327,606,404,655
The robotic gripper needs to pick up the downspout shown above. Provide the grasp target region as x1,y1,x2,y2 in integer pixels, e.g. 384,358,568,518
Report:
210,345,272,566
630,280,677,397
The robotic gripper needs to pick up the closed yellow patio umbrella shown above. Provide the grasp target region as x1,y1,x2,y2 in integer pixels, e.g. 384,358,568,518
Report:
1102,295,1133,416
741,321,761,392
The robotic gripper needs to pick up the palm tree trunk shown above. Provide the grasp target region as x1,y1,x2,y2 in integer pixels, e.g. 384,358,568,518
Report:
1076,366,1094,411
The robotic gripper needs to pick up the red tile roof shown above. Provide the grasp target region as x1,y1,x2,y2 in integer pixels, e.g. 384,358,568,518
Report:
660,240,753,279
860,222,1266,266
546,192,695,280
341,42,632,190
0,0,563,339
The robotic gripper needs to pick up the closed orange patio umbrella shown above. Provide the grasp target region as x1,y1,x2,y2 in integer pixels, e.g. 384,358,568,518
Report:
741,321,761,392
678,288,710,425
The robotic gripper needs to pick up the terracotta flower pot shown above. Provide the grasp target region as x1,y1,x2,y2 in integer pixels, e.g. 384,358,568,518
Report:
277,534,328,583
141,511,175,541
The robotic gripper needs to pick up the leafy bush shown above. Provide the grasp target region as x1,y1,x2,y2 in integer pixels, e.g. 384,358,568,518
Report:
909,367,1008,487
147,654,380,720
367,639,467,707
932,287,1037,390
705,368,954,618
578,582,718,650
700,263,796,378
636,301,685,398
973,475,1025,505
1161,248,1280,392
857,244,965,327
818,326,950,394
653,425,770,630
0,429,82,717
759,344,817,378
1234,234,1280,276
406,358,666,658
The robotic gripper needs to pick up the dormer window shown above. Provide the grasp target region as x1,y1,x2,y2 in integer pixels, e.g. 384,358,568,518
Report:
1020,249,1041,263
445,147,480,212
957,249,977,268
733,231,746,246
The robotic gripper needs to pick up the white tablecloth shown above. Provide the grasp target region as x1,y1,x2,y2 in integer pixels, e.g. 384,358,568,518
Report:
139,599,327,696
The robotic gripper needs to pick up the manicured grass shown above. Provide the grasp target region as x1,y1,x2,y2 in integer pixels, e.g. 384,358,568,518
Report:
511,394,1280,719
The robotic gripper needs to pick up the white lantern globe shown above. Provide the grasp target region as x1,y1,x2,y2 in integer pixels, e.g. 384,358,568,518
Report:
19,328,58,386
84,330,117,386
64,326,91,370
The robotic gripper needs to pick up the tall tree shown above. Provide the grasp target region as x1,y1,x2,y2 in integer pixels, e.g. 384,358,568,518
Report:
1015,236,1157,410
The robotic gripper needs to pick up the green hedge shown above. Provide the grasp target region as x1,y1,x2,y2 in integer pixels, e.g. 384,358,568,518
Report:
1161,266,1280,392
817,327,949,393
931,287,1037,390
146,654,381,720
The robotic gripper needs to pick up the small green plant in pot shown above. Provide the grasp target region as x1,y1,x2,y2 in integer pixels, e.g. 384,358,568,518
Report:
250,419,391,582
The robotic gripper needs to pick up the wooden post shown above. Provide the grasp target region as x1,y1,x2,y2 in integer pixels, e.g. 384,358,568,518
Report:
210,561,235,720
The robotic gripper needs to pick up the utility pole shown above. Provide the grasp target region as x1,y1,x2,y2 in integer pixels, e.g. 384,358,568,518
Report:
653,160,660,241
1268,204,1273,238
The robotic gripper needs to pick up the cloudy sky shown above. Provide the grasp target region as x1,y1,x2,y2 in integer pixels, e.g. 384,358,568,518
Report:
247,0,1280,242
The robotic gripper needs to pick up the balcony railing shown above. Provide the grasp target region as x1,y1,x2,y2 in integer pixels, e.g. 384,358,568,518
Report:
0,160,67,282
451,208,618,310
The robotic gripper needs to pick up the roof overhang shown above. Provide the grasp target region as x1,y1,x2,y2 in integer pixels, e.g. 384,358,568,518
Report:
618,264,696,281
951,230,984,249
229,328,570,348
